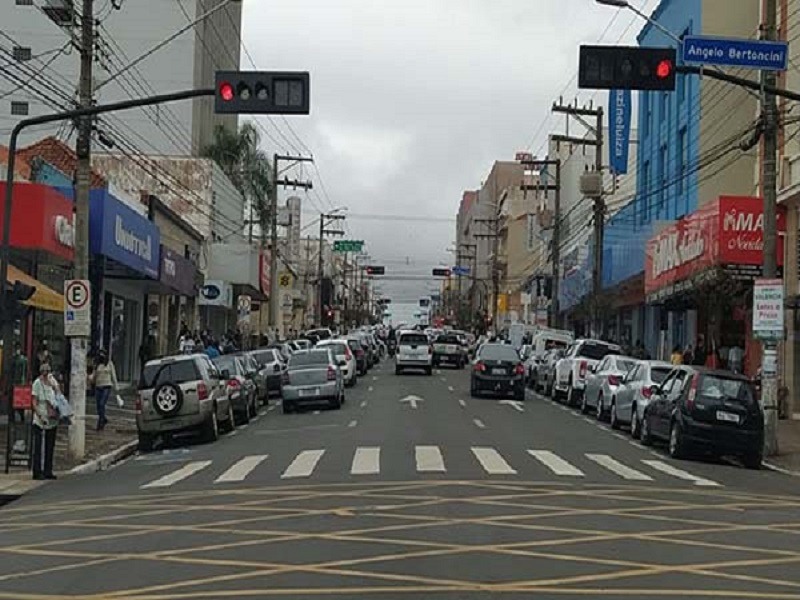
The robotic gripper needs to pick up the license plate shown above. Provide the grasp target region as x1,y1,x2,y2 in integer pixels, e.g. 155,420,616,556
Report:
492,368,505,376
300,388,319,398
716,410,740,424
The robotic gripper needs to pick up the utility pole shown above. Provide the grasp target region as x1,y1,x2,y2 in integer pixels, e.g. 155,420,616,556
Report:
316,213,346,326
761,0,780,457
269,154,312,340
457,243,476,329
68,0,95,460
474,218,500,331
552,100,604,337
520,157,562,329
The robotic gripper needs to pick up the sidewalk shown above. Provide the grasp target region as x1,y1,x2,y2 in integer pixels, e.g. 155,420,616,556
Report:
766,418,800,474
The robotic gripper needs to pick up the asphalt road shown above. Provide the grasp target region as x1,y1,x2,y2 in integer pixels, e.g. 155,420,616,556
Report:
2,356,800,599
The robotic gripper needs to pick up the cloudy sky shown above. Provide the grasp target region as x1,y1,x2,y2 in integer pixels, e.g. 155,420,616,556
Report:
241,0,649,303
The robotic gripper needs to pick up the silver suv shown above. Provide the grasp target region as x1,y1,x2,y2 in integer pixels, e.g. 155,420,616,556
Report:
136,354,234,451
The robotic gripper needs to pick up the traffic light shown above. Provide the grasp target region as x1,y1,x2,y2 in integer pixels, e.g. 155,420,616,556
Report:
214,71,311,115
578,46,677,91
0,281,36,325
432,268,451,277
365,266,385,276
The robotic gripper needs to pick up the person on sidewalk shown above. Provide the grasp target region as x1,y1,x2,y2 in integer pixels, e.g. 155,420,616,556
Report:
91,351,118,431
31,363,59,480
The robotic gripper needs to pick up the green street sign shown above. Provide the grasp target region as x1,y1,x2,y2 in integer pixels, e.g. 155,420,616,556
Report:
334,240,364,253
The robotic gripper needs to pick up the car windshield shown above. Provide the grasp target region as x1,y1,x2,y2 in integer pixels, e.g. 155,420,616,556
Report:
616,358,637,372
436,334,461,344
700,375,756,404
399,333,428,345
479,344,520,362
212,356,239,373
544,339,569,351
576,343,619,360
289,351,331,367
320,342,348,355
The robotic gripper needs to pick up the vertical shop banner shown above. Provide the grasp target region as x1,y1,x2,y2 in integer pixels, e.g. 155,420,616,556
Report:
608,89,631,175
753,278,785,341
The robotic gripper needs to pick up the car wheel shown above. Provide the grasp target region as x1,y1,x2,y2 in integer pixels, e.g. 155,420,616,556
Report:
395,365,402,375
426,367,433,376
580,392,588,414
566,380,578,407
640,412,653,446
138,431,155,452
610,400,620,430
630,407,640,439
202,408,219,443
152,383,183,417
222,402,235,433
669,421,686,459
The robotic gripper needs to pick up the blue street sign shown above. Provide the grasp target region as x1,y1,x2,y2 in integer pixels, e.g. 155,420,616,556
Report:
452,266,470,276
682,35,788,71
608,89,631,175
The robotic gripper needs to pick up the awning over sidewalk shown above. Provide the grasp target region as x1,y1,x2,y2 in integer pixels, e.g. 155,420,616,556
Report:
6,264,64,313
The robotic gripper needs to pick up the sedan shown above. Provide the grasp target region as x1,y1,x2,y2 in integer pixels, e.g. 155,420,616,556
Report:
249,348,286,398
281,349,345,413
470,343,525,400
317,339,358,386
211,355,257,424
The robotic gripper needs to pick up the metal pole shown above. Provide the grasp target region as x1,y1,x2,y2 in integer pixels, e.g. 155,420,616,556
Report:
269,154,279,339
593,107,605,339
761,0,779,457
552,160,562,329
317,216,325,327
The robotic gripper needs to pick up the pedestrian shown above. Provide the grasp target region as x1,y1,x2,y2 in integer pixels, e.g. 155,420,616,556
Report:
670,345,683,365
683,344,693,366
31,363,59,480
91,351,118,431
693,336,707,366
204,339,220,359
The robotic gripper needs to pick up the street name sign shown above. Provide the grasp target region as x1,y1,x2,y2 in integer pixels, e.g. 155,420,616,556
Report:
452,266,470,276
753,278,785,341
333,240,364,253
64,279,91,337
682,35,789,71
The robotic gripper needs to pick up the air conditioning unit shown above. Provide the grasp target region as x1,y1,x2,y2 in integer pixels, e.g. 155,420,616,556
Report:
41,0,75,26
580,171,603,197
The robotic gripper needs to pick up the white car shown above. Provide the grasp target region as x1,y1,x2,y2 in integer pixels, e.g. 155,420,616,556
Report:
553,339,622,406
316,339,358,387
395,330,433,375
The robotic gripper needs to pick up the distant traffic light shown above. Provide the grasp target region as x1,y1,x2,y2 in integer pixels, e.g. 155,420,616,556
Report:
432,268,451,277
365,266,385,276
214,71,311,115
578,46,677,91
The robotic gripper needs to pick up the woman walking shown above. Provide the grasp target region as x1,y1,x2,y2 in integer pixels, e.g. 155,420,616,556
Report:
31,363,59,480
92,351,118,431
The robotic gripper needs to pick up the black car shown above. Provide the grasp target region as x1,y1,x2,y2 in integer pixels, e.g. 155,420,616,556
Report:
346,336,369,375
470,343,525,400
641,366,764,469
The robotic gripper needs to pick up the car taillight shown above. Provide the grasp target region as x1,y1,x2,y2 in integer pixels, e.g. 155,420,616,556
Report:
608,374,620,386
687,373,699,409
197,382,208,400
227,379,241,389
474,362,486,372
428,345,433,354
579,361,588,378
514,363,525,376
327,366,337,381
642,386,653,399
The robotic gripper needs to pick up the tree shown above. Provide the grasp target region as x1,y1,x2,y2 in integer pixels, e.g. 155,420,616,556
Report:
202,122,272,238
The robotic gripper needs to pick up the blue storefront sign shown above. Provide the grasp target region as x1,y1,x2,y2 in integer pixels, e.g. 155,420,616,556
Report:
608,89,631,175
89,192,160,278
682,35,788,71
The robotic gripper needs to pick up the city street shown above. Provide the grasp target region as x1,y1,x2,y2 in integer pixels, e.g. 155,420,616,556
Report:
1,358,800,599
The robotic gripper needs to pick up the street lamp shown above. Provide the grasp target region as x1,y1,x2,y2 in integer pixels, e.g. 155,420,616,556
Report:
594,0,682,44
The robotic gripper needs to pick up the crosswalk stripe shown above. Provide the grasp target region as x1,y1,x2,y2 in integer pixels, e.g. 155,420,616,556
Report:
281,450,325,479
586,454,653,481
351,447,380,475
415,445,446,472
141,461,212,489
527,450,584,477
215,455,268,483
641,460,720,487
472,447,517,475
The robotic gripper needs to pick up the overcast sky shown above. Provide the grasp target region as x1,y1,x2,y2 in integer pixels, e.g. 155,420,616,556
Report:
241,0,649,303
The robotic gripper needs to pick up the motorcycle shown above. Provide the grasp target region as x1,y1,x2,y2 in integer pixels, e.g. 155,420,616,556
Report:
387,338,397,357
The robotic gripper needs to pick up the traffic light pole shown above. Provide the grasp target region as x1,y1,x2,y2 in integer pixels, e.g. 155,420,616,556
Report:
316,213,346,326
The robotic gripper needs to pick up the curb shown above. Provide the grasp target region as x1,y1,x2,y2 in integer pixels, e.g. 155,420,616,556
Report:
68,440,139,476
763,460,800,477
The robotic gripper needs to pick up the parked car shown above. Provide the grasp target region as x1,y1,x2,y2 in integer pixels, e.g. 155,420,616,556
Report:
432,332,467,368
553,339,622,406
346,336,369,375
611,360,674,433
136,354,234,451
470,343,525,400
281,349,345,413
534,348,565,396
237,352,269,403
249,348,285,398
212,355,258,424
306,328,333,341
640,366,764,468
582,354,638,419
395,330,433,375
317,339,358,386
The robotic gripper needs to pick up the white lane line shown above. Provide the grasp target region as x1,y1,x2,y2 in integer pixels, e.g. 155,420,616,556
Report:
226,431,238,437
142,460,212,489
281,450,325,479
472,447,517,475
582,417,594,424
348,420,357,428
215,455,268,483
372,376,378,381
313,411,320,415
458,399,466,408
527,450,584,477
586,454,653,481
360,400,367,408
613,433,627,440
641,460,721,487
448,386,454,392
415,445,446,473
473,418,486,429
368,386,374,392
351,447,381,475
440,377,447,382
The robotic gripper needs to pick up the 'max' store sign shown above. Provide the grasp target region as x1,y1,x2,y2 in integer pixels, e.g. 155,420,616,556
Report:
89,191,161,278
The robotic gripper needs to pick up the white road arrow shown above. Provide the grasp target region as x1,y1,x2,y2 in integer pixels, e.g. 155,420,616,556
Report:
400,395,425,409
499,400,524,413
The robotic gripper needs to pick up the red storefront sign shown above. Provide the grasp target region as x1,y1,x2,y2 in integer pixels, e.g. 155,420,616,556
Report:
0,183,74,261
12,385,32,410
259,249,271,296
645,196,785,298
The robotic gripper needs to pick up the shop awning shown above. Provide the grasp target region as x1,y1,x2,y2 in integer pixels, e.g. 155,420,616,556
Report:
6,264,65,313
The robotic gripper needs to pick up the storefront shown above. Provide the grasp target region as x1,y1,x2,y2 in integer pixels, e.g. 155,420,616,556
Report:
198,279,234,335
644,196,785,377
88,190,160,382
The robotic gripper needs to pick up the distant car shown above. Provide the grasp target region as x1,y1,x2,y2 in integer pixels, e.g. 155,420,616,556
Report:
212,355,258,424
281,349,345,413
641,366,764,469
470,343,525,400
136,354,234,451
432,333,467,368
396,330,433,375
317,339,358,387
306,328,333,341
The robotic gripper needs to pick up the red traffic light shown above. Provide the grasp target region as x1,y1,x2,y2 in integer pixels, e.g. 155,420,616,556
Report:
219,81,234,102
656,59,673,79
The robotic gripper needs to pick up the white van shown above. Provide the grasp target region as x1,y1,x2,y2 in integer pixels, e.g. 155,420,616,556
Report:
395,330,433,375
